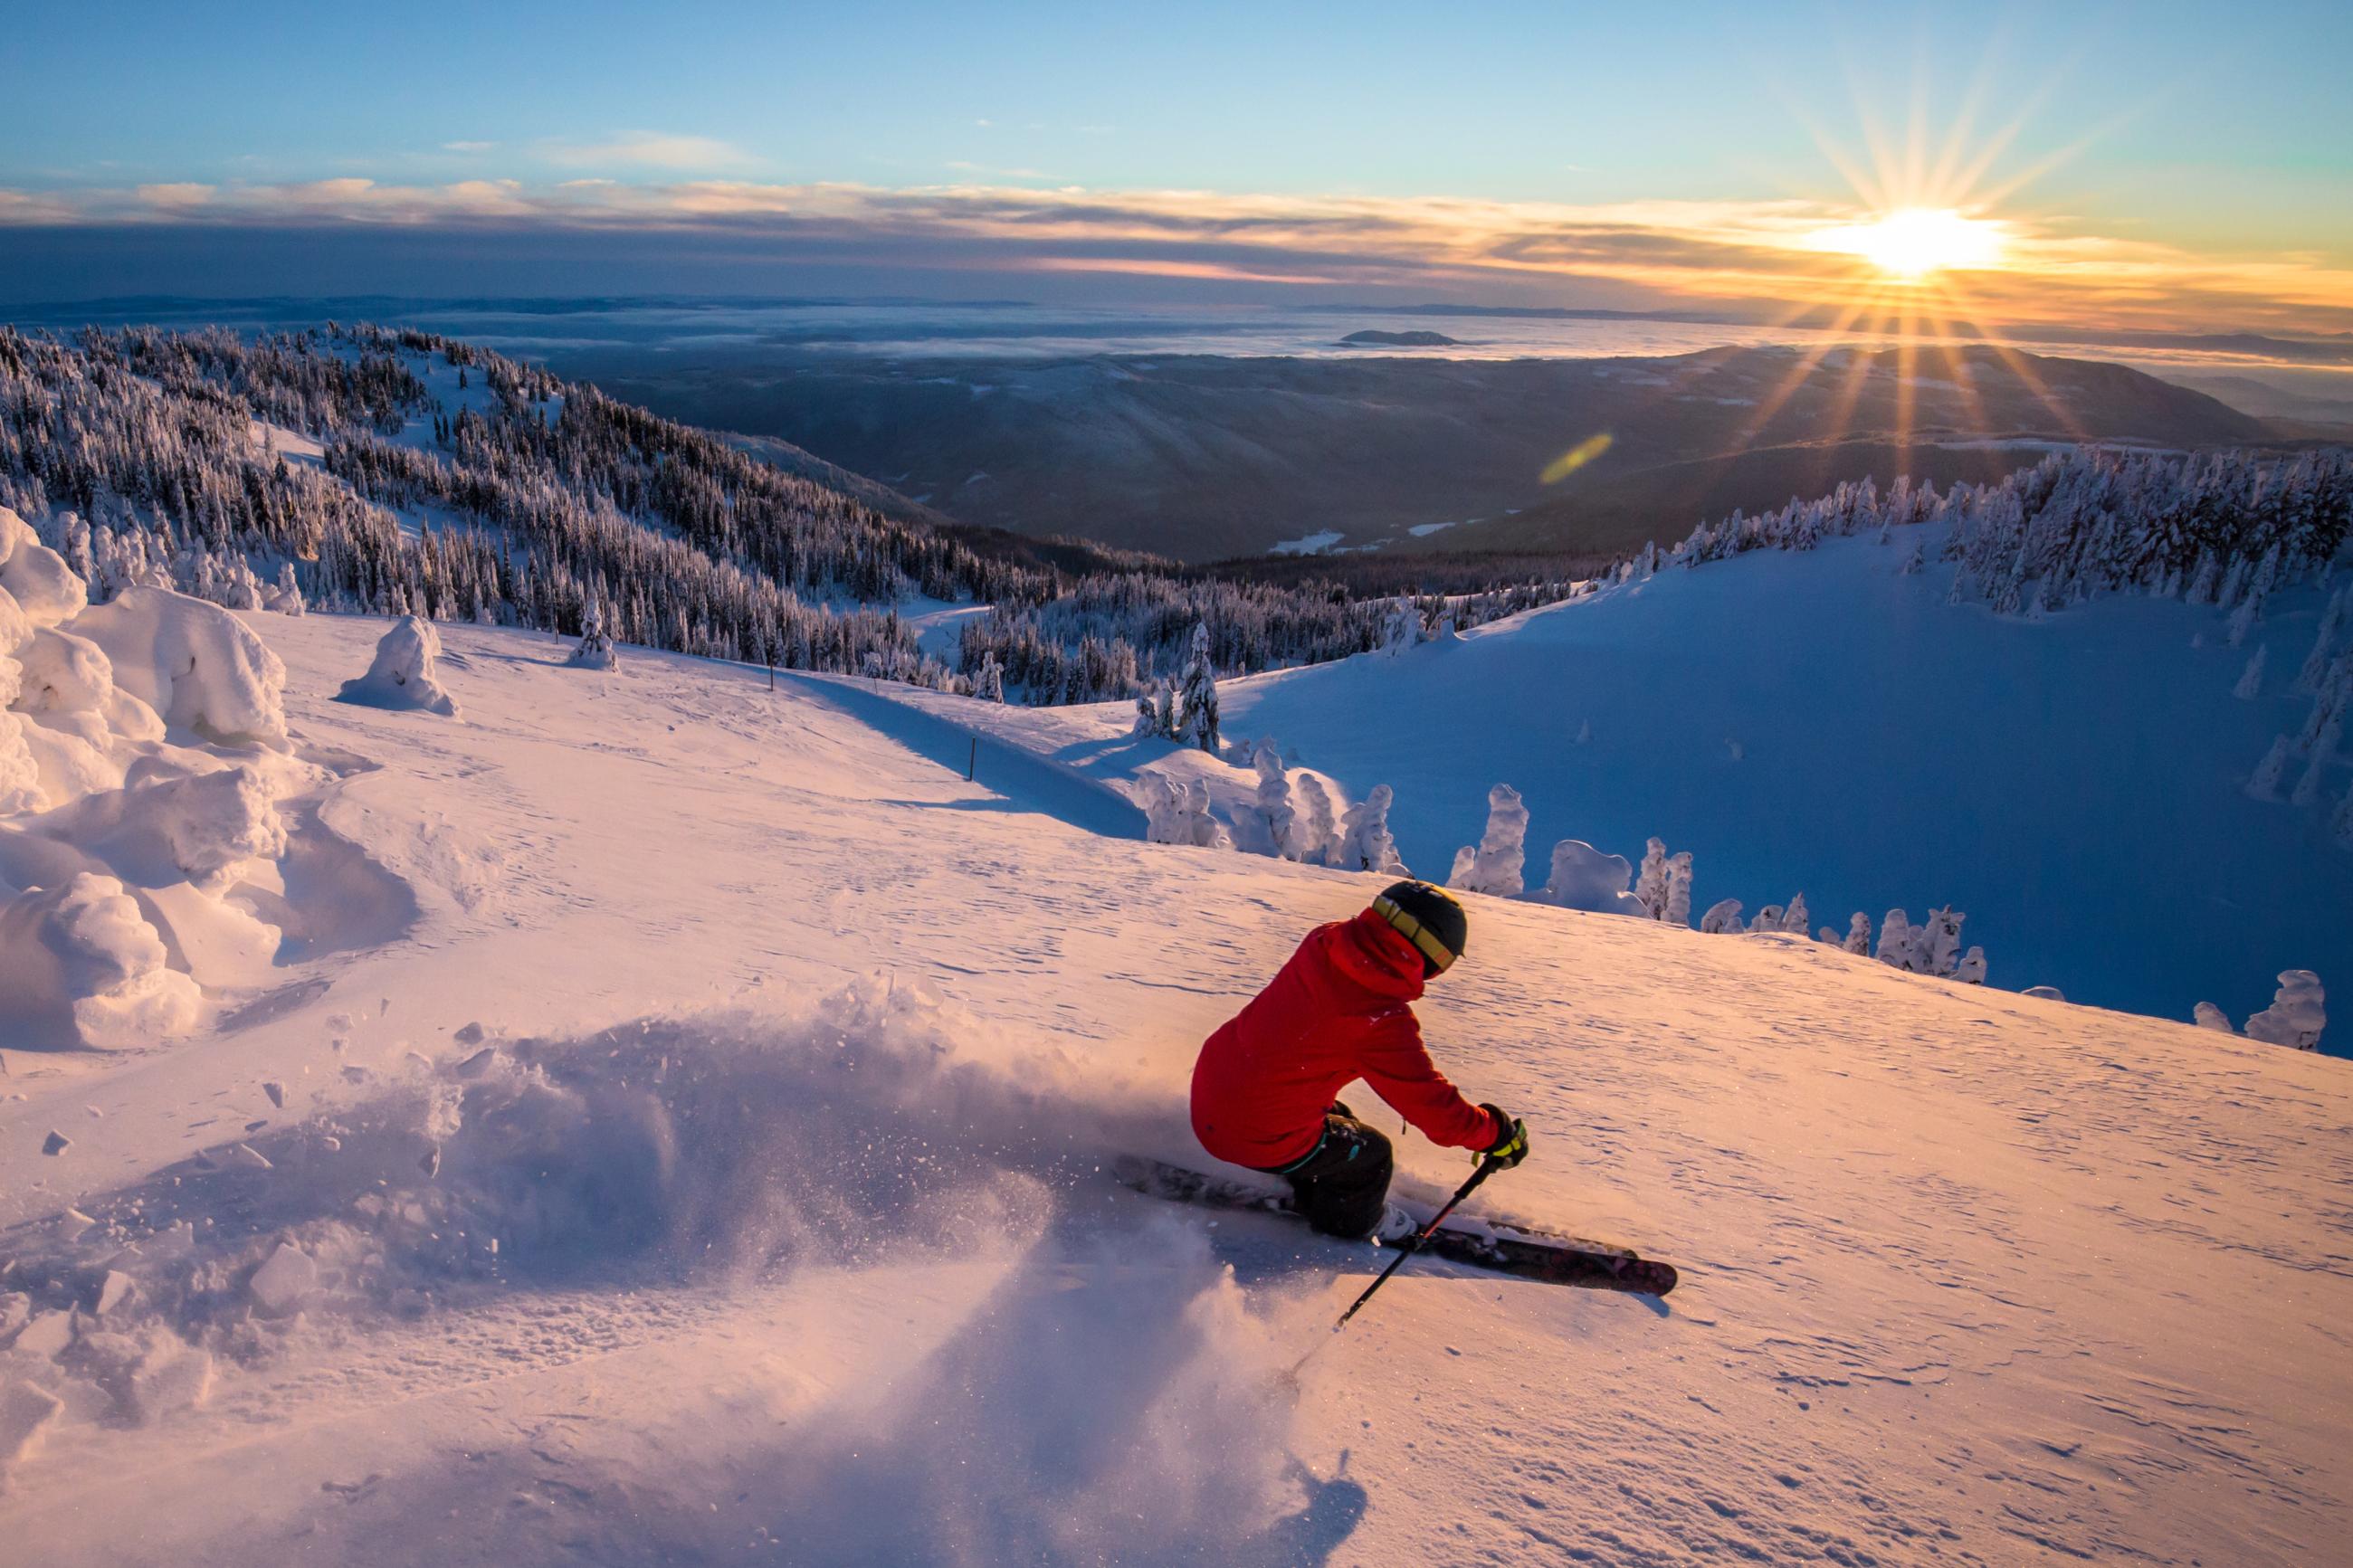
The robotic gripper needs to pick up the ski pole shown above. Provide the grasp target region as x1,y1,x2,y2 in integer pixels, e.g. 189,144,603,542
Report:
1333,1154,1500,1330
1287,1155,1503,1384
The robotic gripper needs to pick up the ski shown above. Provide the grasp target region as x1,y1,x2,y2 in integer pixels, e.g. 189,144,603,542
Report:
1112,1155,1679,1297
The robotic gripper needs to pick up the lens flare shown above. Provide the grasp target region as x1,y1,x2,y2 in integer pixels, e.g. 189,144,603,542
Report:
1808,208,2005,280
1539,432,1615,484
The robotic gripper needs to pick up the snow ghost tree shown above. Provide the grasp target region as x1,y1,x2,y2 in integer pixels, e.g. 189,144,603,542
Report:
972,651,1005,703
2192,1001,2235,1032
1177,623,1220,752
1781,892,1810,936
1842,912,1872,955
2243,970,2326,1050
1540,841,1645,916
1664,851,1693,927
337,615,462,717
1292,772,1338,867
1876,909,1917,969
266,563,306,616
1141,773,1224,849
1335,784,1405,874
1699,898,1744,935
1633,839,1670,919
1956,946,1987,984
1446,845,1477,889
1918,907,1966,977
1252,739,1299,860
1749,904,1785,933
1450,784,1528,897
571,591,620,670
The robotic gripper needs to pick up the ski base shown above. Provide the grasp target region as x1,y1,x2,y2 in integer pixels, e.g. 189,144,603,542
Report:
1112,1155,1679,1297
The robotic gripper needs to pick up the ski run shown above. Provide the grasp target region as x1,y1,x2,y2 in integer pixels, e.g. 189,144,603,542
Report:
1,565,2349,1565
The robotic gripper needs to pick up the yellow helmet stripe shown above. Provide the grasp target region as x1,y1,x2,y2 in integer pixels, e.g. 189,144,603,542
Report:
1373,893,1457,973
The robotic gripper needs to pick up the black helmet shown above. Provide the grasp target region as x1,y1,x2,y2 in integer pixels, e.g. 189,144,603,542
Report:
1372,880,1467,976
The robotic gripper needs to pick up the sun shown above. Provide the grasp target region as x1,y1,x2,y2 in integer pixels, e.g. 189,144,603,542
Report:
1808,207,2006,280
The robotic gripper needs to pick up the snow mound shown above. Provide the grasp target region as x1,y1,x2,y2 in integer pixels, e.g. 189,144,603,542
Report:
0,506,319,1049
71,584,289,749
338,615,462,717
1538,838,1646,915
0,873,203,1050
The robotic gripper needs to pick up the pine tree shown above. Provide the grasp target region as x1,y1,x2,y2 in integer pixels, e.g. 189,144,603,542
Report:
1177,623,1220,753
2234,645,2267,699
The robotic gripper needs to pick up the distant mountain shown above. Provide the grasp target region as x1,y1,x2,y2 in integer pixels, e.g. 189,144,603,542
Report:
1339,329,1460,347
573,343,2276,562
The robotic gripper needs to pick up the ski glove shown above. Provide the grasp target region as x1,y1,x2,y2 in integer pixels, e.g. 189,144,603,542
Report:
1479,1104,1529,1169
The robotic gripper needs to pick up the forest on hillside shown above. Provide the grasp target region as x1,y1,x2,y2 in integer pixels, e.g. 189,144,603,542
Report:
0,322,2345,709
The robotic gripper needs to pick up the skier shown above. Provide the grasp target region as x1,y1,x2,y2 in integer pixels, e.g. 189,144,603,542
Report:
1190,879,1529,1241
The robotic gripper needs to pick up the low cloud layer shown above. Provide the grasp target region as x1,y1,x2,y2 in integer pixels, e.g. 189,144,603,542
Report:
3,175,2347,334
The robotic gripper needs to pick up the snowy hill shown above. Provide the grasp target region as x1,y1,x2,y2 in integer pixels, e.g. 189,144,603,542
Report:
1214,527,2353,1036
4,597,2348,1565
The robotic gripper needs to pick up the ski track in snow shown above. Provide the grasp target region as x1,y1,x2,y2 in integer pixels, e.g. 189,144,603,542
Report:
0,611,2348,1566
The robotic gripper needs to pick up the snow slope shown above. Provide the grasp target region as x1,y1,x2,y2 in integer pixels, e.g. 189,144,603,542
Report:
2,611,2348,1566
1217,531,2353,1038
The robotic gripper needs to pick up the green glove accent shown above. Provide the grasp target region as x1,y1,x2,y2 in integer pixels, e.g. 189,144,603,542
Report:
1479,1103,1529,1169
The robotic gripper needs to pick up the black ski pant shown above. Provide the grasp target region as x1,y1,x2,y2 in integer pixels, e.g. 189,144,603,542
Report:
1260,1111,1393,1240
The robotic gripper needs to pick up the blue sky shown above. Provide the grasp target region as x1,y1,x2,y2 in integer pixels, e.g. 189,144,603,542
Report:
6,2,2349,326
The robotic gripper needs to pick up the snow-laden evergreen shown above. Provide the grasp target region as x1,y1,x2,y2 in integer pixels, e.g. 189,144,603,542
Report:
1449,784,1529,897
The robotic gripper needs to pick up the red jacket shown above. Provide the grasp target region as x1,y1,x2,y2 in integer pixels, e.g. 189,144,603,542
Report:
1191,910,1505,1169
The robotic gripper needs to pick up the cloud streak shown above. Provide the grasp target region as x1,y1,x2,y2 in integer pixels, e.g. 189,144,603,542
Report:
2,175,2346,333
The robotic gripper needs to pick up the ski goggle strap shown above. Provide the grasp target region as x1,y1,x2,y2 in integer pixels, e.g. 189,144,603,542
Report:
1373,894,1458,974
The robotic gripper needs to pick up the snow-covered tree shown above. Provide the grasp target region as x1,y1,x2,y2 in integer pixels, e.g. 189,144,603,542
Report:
1292,772,1338,867
1664,851,1693,927
2294,586,2347,693
2234,645,2267,699
1142,773,1223,849
1382,596,1421,654
1956,946,1987,984
2192,1001,2235,1032
2243,969,2325,1050
1749,904,1785,934
1633,838,1670,919
1782,892,1810,935
1842,912,1872,955
1334,784,1405,874
571,591,620,670
972,651,1005,703
1698,898,1744,935
1177,622,1220,752
1876,909,1917,969
265,562,306,616
2245,737,2292,805
1451,784,1528,897
1253,739,1298,860
1919,907,1967,976
2226,591,2261,648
